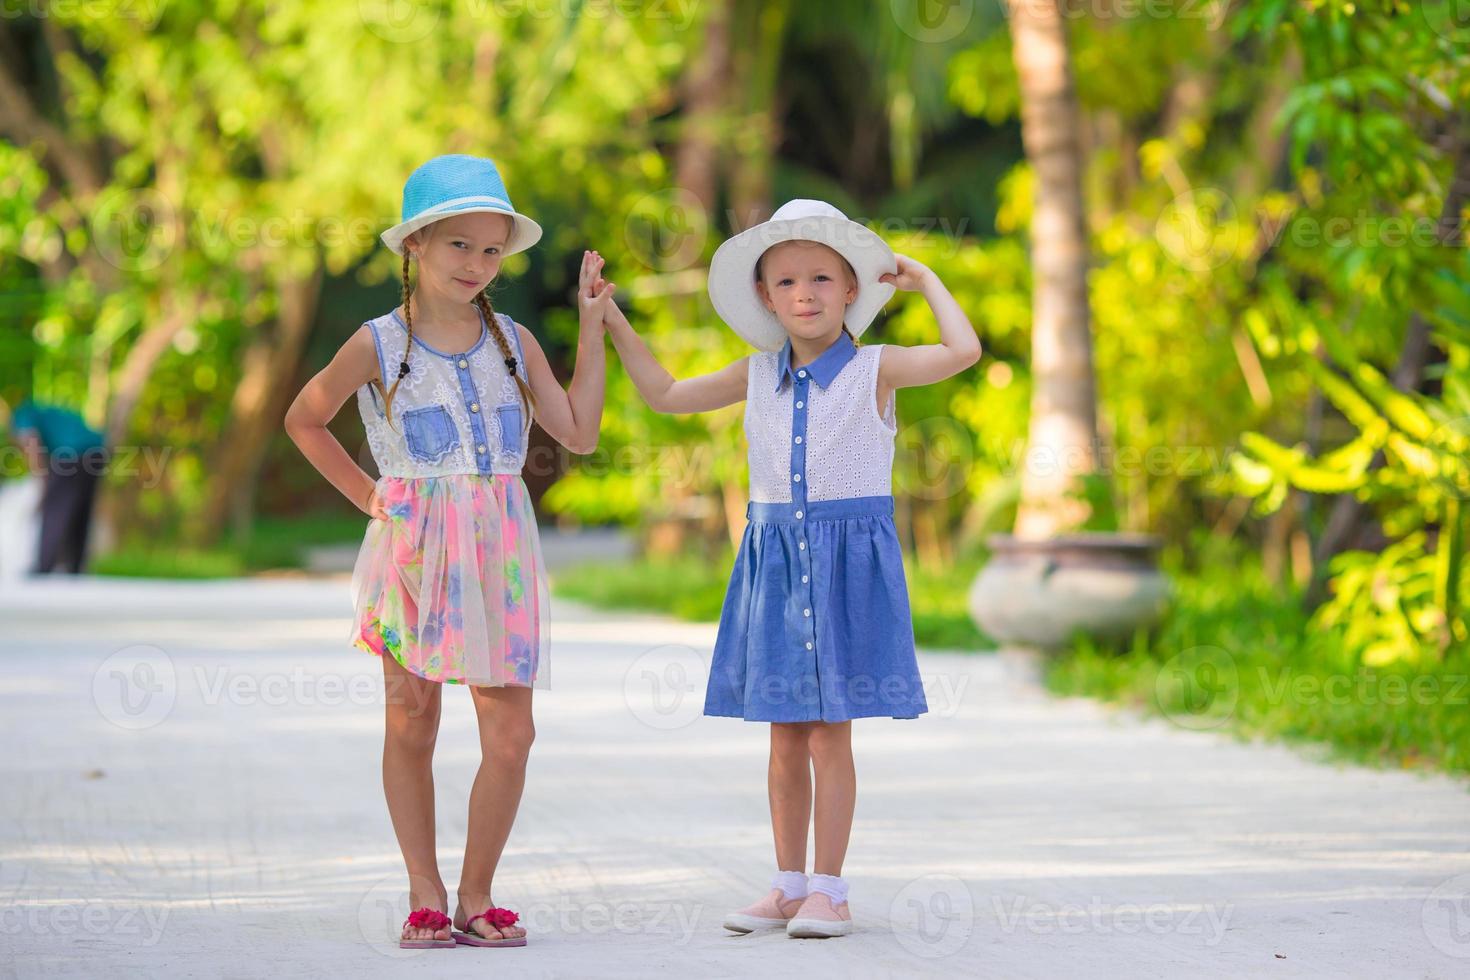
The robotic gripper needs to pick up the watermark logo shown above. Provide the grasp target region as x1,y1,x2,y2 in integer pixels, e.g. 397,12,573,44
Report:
1153,644,1237,731
624,644,706,730
624,188,708,273
1423,872,1470,959
1156,187,1242,272
359,0,442,43
891,0,975,44
92,644,177,731
890,873,975,957
90,187,178,272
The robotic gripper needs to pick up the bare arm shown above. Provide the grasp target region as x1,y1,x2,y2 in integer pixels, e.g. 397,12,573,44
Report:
515,250,612,455
877,254,982,390
602,302,748,414
283,325,386,519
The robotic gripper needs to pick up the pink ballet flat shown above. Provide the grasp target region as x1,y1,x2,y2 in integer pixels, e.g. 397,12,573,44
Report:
453,906,527,948
786,891,853,938
398,907,456,949
723,888,806,933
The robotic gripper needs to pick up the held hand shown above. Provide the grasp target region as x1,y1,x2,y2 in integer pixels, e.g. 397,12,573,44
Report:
878,254,935,292
601,291,632,333
578,249,616,326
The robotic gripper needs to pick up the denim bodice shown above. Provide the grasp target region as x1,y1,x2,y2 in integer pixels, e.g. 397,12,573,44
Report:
356,307,530,478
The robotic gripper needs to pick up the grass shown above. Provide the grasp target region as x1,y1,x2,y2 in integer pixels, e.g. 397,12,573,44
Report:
91,512,368,578
554,533,1470,778
1043,536,1470,779
551,548,994,651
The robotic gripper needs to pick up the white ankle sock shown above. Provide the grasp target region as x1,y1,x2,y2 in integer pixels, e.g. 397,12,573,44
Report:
771,870,809,900
807,873,848,905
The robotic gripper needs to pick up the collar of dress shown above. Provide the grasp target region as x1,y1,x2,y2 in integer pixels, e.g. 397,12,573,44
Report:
775,330,857,391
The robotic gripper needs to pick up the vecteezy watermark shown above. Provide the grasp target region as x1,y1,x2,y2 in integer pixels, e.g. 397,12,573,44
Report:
895,417,974,502
1423,872,1470,959
1055,0,1230,28
1421,0,1470,44
358,874,444,958
514,895,704,942
1153,648,1468,732
357,874,705,956
1255,669,1469,710
890,874,975,958
991,894,1233,944
0,0,167,28
92,645,177,731
1156,187,1244,272
89,186,179,273
88,192,386,272
624,188,709,273
1153,644,1238,731
624,644,707,730
1157,185,1469,272
359,0,700,43
1002,439,1235,483
0,902,169,946
890,0,975,44
525,441,720,488
707,663,970,719
0,444,175,488
193,665,383,709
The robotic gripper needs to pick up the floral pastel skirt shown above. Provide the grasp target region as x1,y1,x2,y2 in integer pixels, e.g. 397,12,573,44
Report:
349,474,549,687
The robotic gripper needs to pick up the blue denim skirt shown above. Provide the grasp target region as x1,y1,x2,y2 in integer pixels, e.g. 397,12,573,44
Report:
704,495,929,723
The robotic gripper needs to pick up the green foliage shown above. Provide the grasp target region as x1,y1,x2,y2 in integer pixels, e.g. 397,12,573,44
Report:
1048,531,1470,776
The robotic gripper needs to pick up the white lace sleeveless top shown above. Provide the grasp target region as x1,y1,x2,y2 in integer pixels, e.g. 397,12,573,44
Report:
355,307,530,478
744,337,897,503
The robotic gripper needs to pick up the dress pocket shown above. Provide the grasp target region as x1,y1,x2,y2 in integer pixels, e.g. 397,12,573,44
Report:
494,402,523,454
401,404,461,463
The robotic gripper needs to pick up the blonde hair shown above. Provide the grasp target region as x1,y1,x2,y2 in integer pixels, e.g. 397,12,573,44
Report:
372,247,537,431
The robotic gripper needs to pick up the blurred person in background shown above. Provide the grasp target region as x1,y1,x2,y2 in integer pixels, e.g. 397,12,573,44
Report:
3,395,108,575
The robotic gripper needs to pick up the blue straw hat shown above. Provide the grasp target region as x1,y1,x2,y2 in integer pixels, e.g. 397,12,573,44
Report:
381,154,543,257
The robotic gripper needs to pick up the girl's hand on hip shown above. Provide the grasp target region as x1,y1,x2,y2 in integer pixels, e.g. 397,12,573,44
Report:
363,485,389,521
879,254,936,292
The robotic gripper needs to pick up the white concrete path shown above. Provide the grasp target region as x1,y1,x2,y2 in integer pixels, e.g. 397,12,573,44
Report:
2,575,1468,979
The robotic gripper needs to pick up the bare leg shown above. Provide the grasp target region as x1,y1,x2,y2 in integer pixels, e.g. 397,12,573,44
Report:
381,654,450,943
769,722,815,873
808,722,855,877
454,684,534,941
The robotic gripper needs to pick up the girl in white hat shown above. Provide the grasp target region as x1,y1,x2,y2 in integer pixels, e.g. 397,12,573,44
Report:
285,154,615,951
601,198,981,938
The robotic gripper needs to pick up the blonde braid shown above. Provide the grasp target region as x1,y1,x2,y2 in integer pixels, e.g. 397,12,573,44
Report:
370,250,417,429
473,289,536,428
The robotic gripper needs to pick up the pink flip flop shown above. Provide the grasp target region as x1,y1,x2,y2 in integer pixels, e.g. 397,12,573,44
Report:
453,907,527,948
399,907,456,949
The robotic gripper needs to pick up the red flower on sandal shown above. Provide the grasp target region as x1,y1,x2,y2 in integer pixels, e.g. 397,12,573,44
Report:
406,908,452,931
399,906,456,949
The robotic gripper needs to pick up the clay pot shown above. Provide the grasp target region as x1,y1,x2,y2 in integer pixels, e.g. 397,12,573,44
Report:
968,532,1170,651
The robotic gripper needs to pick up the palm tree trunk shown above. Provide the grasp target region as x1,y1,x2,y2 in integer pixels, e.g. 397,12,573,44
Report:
1006,0,1100,540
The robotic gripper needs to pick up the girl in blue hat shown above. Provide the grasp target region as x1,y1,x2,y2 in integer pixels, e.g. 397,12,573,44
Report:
601,199,981,939
285,154,615,951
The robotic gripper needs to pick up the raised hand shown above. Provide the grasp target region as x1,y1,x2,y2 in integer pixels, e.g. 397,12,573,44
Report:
578,249,616,327
878,253,936,293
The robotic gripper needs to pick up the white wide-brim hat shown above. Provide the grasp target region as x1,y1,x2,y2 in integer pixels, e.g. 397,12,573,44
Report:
707,199,897,352
381,154,543,257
